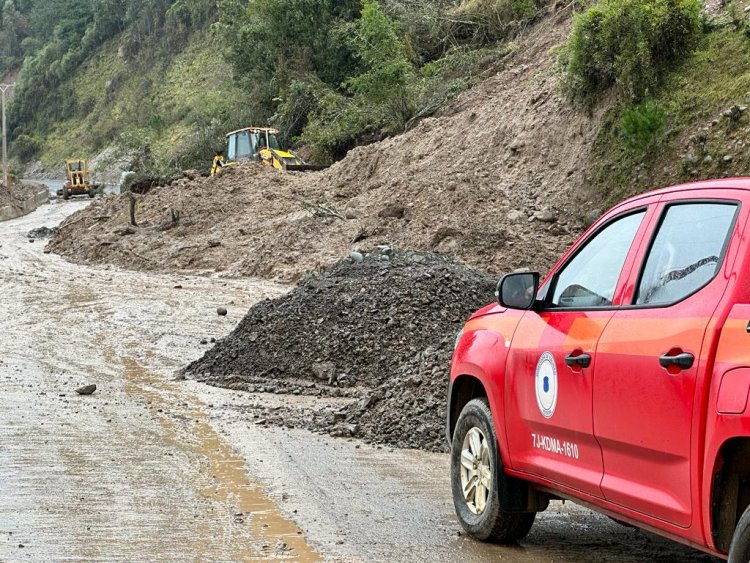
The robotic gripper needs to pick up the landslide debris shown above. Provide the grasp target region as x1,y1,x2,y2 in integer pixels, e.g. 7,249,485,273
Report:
0,182,45,209
27,226,56,239
48,7,605,283
185,250,496,452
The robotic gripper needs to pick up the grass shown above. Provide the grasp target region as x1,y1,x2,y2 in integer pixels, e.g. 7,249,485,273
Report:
30,31,246,174
589,26,750,206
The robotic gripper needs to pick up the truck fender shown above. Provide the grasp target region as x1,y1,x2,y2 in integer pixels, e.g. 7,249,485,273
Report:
449,328,512,462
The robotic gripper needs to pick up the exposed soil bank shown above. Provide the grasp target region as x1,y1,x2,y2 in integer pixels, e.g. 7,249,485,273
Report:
0,182,49,222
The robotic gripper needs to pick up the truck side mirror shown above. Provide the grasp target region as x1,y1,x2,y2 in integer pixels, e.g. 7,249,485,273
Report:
497,272,540,310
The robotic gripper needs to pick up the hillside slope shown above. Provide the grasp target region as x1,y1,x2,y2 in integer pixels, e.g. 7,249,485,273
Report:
49,6,605,281
20,31,245,181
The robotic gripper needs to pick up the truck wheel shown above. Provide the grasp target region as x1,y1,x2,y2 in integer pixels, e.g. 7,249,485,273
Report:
62,186,69,200
451,397,536,543
729,504,750,562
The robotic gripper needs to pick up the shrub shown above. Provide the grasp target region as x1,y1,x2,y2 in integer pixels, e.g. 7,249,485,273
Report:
11,134,42,161
345,0,415,127
619,99,666,150
384,0,450,63
297,84,371,165
291,1,417,164
560,0,702,104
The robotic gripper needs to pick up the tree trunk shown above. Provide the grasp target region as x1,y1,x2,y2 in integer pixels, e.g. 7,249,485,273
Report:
129,192,137,227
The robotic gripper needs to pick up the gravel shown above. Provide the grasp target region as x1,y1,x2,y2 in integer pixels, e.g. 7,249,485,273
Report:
185,250,496,451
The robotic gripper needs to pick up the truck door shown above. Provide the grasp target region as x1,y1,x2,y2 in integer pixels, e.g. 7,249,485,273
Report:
506,209,650,496
594,199,742,527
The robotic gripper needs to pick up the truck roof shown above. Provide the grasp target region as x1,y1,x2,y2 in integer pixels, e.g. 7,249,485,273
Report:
613,177,750,210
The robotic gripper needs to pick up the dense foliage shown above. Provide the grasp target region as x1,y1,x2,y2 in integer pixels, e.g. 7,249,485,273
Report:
3,0,543,172
560,0,703,104
6,0,215,138
218,0,539,162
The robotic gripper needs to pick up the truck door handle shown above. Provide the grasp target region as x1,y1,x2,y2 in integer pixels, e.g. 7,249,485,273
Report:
659,352,694,370
564,353,591,369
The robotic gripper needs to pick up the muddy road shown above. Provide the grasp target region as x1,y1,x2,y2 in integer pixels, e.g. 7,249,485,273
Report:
1,201,718,562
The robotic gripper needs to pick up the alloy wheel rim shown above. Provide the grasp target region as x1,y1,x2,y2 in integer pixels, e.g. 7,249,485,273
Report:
460,426,492,515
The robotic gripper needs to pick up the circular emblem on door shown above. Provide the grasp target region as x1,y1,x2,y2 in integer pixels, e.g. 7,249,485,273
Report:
535,352,558,419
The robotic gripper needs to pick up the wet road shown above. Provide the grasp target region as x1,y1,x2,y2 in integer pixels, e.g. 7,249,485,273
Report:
0,201,720,561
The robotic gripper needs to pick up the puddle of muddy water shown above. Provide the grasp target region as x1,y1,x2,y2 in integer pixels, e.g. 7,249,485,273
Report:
118,354,321,562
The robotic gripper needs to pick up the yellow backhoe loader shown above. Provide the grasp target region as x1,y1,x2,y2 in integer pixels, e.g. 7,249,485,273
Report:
59,159,97,199
215,127,325,175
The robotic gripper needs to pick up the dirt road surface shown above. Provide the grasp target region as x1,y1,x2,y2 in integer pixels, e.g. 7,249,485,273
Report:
1,201,719,562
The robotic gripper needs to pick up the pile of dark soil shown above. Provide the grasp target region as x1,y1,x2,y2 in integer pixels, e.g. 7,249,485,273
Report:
27,226,56,239
185,250,496,451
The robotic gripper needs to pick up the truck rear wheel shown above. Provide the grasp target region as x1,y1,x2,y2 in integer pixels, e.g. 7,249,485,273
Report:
62,185,69,200
729,504,750,562
451,398,536,543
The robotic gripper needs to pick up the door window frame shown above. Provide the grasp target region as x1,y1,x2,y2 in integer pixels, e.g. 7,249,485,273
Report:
626,199,741,310
539,206,651,312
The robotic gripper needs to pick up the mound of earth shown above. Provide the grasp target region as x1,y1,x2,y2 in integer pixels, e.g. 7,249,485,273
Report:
185,250,496,451
48,6,606,283
0,182,45,209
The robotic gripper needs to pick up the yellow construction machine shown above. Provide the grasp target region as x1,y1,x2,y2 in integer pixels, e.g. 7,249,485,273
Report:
216,127,325,174
60,159,96,199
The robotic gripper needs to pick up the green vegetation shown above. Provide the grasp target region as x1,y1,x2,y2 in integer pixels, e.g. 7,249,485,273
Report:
560,0,702,104
588,23,750,205
219,0,538,163
619,99,666,151
3,0,230,175
450,0,545,44
556,0,750,205
1,0,542,174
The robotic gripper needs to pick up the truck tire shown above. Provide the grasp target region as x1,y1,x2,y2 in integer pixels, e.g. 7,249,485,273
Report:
62,185,69,200
451,397,536,543
729,504,750,562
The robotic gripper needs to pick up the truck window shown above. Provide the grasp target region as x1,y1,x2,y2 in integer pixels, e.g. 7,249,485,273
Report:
635,202,737,306
550,211,645,308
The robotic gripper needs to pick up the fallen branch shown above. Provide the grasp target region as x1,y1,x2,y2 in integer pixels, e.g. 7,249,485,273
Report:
61,215,91,229
124,248,155,263
299,200,345,220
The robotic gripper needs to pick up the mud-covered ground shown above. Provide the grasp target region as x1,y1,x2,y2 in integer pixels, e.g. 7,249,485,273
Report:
0,181,45,207
1,201,719,562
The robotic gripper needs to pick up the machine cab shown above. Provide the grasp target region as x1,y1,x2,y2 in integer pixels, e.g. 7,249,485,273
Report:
226,127,281,162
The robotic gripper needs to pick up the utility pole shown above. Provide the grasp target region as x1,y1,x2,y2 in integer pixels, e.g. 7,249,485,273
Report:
0,83,16,193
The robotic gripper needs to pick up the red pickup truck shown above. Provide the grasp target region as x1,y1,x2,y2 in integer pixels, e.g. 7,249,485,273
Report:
448,179,750,560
